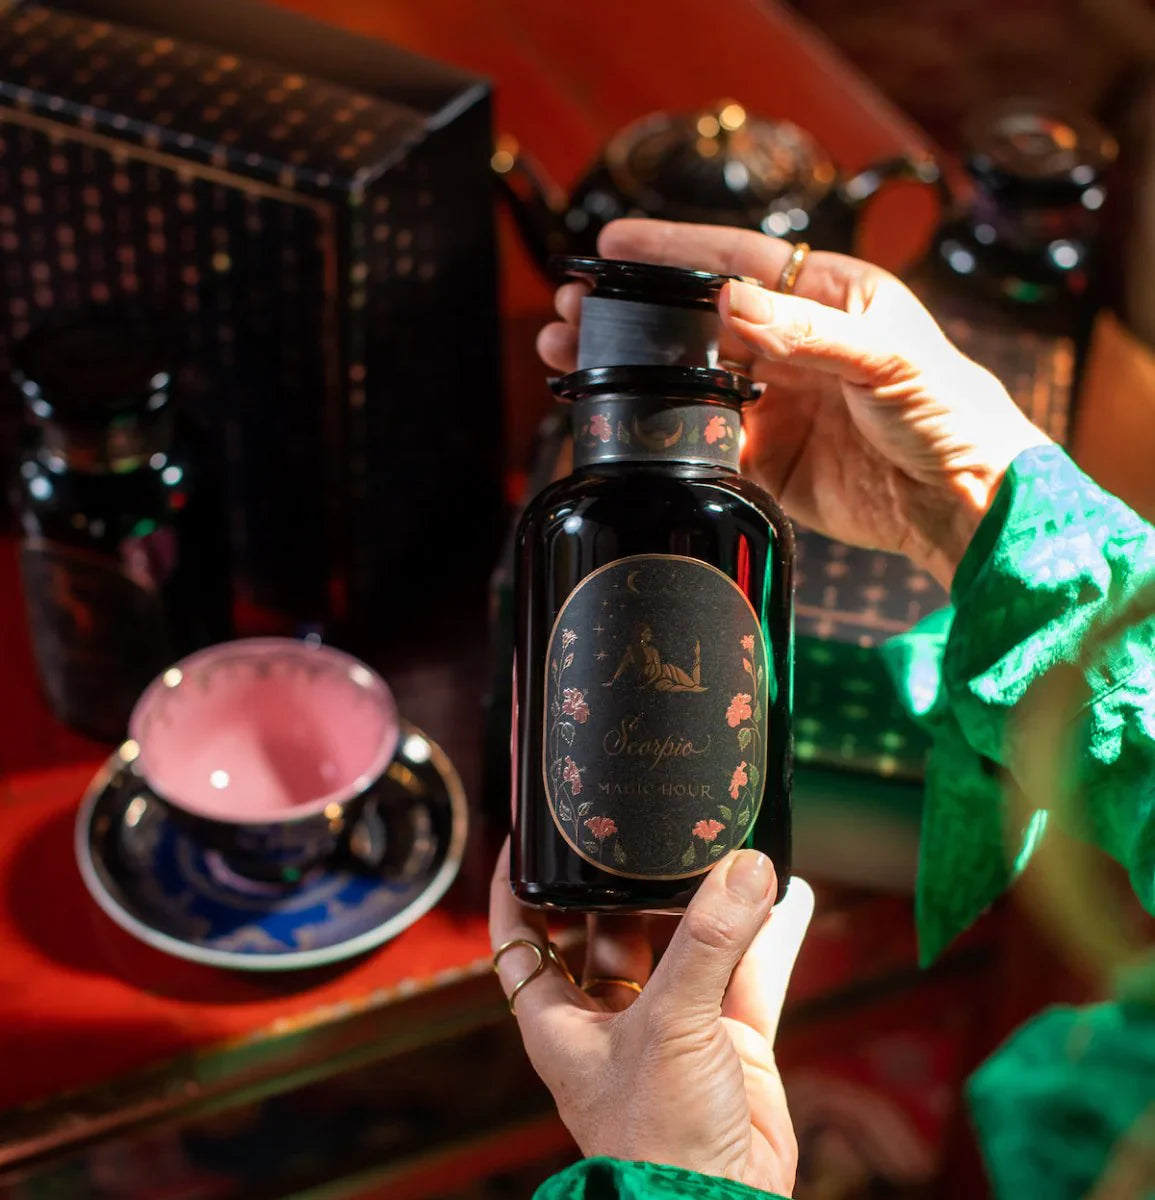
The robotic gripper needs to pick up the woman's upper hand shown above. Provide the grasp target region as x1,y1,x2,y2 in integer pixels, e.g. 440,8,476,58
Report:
538,219,1052,589
490,842,814,1196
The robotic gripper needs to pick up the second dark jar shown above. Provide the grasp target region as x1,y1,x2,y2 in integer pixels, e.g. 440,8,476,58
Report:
12,313,232,742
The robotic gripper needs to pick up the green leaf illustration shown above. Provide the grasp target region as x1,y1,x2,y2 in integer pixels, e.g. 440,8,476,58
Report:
559,723,575,745
748,763,761,788
560,799,574,822
562,653,574,669
577,801,593,816
613,842,627,866
718,804,733,821
583,841,598,855
737,727,753,750
757,665,764,686
710,843,727,857
743,657,753,677
753,703,763,722
681,844,696,868
737,808,750,827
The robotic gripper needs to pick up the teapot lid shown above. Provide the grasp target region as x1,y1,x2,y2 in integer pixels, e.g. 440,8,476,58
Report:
964,99,1117,205
605,101,837,230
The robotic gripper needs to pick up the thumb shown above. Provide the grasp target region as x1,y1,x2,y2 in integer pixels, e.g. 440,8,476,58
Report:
646,850,777,1021
720,278,919,389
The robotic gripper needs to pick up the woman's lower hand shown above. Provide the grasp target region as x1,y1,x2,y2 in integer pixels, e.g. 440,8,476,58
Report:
490,841,814,1196
538,219,1052,589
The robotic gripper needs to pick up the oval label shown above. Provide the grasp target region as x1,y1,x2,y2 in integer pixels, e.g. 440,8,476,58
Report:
542,554,769,879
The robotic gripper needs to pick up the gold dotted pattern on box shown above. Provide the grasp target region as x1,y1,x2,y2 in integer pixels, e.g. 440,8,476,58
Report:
0,3,478,589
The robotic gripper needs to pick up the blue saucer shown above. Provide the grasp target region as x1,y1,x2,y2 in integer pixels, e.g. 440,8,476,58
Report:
75,723,468,971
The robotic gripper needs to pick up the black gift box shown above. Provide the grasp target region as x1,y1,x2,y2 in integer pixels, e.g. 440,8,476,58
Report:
0,0,501,632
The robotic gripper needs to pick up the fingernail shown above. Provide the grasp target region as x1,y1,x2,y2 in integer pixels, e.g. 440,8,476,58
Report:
726,850,774,903
727,280,774,324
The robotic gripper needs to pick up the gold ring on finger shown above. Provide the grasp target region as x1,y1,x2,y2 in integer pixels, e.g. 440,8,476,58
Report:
581,975,643,997
777,242,811,295
548,941,576,985
493,937,546,1015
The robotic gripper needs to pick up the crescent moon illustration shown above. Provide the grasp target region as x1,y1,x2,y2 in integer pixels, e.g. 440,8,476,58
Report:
631,415,684,451
626,569,642,594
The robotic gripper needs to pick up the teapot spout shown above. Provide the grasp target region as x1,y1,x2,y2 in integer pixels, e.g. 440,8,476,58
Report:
492,135,573,273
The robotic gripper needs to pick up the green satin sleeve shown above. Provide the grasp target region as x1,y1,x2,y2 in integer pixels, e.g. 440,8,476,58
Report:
967,1000,1155,1199
534,1159,787,1200
879,444,1155,964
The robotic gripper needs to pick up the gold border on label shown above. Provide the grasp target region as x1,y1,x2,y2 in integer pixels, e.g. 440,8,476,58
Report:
541,553,771,881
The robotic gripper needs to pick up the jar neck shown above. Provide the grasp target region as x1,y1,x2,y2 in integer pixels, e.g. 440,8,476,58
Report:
572,396,742,471
34,405,174,474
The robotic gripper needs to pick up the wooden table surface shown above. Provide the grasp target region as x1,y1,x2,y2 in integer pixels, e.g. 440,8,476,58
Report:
0,0,946,1171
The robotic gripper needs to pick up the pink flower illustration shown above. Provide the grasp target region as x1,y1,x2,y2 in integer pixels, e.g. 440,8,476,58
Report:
729,761,748,800
704,415,731,444
562,629,577,649
693,819,726,843
561,687,589,724
741,634,755,653
588,413,613,443
726,693,753,727
585,815,618,840
562,756,583,796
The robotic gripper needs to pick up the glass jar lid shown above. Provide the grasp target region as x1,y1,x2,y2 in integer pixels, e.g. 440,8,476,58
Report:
14,311,172,429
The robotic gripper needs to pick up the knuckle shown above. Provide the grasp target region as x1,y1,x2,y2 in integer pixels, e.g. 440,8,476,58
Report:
682,903,740,952
780,314,818,359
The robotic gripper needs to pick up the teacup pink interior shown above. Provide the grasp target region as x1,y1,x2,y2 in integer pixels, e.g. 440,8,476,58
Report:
132,642,398,822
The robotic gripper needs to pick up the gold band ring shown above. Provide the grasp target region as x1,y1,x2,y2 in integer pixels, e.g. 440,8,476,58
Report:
548,941,577,985
493,938,544,1014
581,976,644,997
493,938,576,1014
777,242,811,295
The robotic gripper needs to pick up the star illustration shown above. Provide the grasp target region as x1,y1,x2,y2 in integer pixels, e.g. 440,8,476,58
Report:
593,623,605,635
596,650,609,661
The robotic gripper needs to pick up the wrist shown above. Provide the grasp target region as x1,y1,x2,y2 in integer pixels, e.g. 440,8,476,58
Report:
906,427,1051,589
916,471,1004,590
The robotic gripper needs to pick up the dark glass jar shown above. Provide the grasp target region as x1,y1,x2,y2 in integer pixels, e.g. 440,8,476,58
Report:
12,313,232,741
512,259,793,913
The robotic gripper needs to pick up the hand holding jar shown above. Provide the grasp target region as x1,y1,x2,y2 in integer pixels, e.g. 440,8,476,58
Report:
491,841,814,1197
539,219,1052,590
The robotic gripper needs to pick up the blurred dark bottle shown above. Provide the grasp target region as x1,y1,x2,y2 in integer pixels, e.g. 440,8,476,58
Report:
908,98,1118,349
12,313,232,741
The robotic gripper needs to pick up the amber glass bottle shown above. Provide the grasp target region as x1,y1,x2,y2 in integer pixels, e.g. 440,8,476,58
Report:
512,258,793,913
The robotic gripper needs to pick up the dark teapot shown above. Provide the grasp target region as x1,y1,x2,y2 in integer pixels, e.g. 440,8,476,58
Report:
493,99,946,273
923,98,1117,319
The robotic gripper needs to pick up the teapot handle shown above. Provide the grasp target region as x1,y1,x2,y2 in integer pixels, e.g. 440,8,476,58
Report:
840,153,955,222
491,134,571,273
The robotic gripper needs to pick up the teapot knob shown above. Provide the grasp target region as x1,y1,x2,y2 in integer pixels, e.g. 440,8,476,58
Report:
695,100,749,140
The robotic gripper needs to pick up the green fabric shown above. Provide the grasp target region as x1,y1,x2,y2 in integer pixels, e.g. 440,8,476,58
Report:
534,1158,785,1200
968,1003,1155,1200
880,444,1155,965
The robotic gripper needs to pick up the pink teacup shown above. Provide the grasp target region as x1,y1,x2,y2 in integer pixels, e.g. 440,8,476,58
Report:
126,637,400,881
